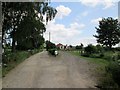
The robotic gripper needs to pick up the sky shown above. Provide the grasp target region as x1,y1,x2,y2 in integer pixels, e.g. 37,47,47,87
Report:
44,0,119,46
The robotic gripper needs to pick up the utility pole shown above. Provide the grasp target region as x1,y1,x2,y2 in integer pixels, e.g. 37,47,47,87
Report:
49,32,50,42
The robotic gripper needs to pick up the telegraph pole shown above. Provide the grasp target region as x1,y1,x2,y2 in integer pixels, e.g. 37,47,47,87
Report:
49,32,50,42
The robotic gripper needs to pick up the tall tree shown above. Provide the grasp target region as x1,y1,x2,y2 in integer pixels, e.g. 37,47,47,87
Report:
94,17,120,49
2,2,57,52
15,16,46,50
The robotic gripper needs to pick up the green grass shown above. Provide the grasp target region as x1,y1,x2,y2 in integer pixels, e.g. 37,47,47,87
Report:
69,50,110,78
0,68,2,78
2,49,42,77
69,50,120,88
70,51,109,67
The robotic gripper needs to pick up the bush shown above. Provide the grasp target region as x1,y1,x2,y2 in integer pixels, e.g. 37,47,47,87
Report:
83,44,97,57
106,61,120,86
84,44,97,54
100,53,104,57
97,61,120,88
103,54,113,61
81,53,90,57
97,73,118,88
90,53,101,58
103,52,120,61
96,44,104,53
115,47,120,51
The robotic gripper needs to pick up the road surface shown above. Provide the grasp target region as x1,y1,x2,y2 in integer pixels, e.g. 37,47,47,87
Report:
2,51,97,88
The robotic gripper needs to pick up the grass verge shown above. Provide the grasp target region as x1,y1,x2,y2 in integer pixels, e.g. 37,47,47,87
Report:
69,50,109,78
69,50,120,88
70,51,109,66
2,49,42,77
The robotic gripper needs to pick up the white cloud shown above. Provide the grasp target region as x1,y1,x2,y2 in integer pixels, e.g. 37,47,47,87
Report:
80,0,116,9
75,37,97,46
56,5,71,19
81,11,89,17
103,0,115,9
91,18,102,24
44,20,85,45
80,0,99,7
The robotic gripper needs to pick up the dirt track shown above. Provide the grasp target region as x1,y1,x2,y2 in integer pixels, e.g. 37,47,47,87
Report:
2,51,97,88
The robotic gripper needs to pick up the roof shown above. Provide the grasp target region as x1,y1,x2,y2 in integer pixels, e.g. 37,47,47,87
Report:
56,43,64,47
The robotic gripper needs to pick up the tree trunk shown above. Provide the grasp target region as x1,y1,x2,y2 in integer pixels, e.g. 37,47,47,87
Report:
12,30,15,52
108,44,112,50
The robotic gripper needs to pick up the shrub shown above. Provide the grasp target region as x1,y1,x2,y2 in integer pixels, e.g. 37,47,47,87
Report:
96,44,104,53
97,73,118,88
97,61,120,88
103,55,113,61
90,53,101,58
115,47,120,51
106,61,120,86
100,53,104,57
102,52,120,61
83,44,97,57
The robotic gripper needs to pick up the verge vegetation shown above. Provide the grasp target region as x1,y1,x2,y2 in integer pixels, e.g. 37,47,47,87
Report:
2,48,42,77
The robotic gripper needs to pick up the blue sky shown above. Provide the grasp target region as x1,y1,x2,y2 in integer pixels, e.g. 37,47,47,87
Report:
44,0,119,46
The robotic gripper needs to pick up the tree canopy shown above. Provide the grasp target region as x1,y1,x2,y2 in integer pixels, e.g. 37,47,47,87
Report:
2,2,57,51
94,17,120,49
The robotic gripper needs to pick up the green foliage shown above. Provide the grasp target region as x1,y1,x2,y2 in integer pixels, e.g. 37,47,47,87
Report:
16,19,45,50
46,41,57,55
46,41,56,51
75,43,83,50
71,47,120,88
106,61,120,87
94,17,120,49
97,73,118,88
2,2,57,52
71,50,109,67
70,50,120,88
103,51,120,61
96,44,104,53
89,53,101,58
115,47,120,51
108,61,120,75
84,44,97,55
2,49,42,77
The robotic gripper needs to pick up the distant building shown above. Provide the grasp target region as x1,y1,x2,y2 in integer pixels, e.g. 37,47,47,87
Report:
56,43,65,50
56,43,75,50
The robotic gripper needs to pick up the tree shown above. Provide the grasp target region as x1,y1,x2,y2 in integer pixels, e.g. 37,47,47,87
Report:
75,43,83,50
15,15,46,50
2,2,33,51
96,44,104,53
2,2,57,52
94,17,120,49
84,44,97,54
